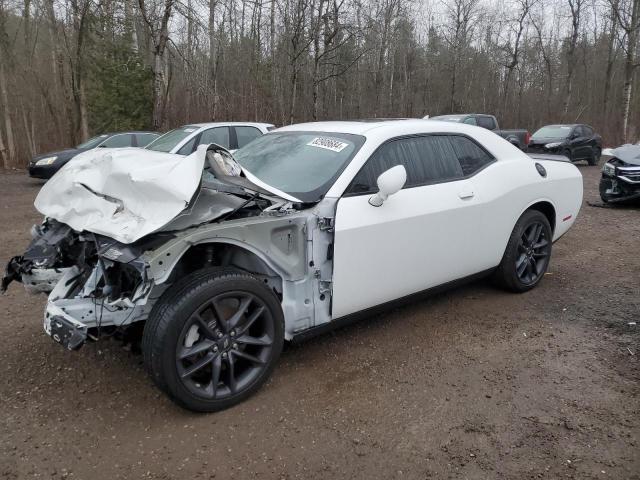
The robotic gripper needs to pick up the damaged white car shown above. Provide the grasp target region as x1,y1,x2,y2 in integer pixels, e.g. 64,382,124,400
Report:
2,120,583,412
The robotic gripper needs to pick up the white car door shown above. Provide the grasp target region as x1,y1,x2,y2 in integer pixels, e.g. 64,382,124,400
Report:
331,134,496,319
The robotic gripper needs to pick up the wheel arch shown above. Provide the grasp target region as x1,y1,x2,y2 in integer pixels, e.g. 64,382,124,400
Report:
152,240,288,298
524,200,556,234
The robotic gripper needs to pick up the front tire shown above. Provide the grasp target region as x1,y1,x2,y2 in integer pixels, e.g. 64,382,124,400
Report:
494,210,552,293
142,268,284,412
588,147,601,166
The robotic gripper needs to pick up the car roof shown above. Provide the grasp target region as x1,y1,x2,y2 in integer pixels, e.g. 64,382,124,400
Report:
186,122,275,128
277,119,481,136
101,131,160,136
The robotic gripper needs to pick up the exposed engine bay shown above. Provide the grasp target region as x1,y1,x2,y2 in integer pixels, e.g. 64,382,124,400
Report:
1,144,336,350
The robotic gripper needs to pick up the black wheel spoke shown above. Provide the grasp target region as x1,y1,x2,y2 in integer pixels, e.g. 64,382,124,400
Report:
516,254,528,276
227,295,253,331
237,333,272,346
533,239,548,250
232,349,266,365
210,354,222,398
179,339,215,360
226,354,238,393
181,352,215,378
236,305,265,336
193,314,217,339
210,300,228,332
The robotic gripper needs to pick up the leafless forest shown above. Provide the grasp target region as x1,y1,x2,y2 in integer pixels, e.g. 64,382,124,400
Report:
0,0,638,169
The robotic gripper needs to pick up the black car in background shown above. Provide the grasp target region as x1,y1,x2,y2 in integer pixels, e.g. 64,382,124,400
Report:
600,144,640,204
528,124,602,165
428,113,531,150
28,131,160,179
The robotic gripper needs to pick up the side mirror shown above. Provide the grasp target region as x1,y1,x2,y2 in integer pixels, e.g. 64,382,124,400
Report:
368,165,407,207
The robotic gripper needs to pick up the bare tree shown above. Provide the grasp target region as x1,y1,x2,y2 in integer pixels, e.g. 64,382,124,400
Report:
562,0,584,116
442,0,480,111
610,0,640,141
138,0,175,129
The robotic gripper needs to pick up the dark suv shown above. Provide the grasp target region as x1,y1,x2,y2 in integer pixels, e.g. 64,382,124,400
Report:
528,124,602,165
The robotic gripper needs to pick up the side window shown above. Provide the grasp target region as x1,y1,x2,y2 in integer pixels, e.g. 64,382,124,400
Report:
463,117,477,126
581,126,592,136
198,127,230,149
101,134,133,148
135,133,159,147
449,135,494,176
177,136,198,155
347,135,464,195
476,116,496,130
235,126,262,148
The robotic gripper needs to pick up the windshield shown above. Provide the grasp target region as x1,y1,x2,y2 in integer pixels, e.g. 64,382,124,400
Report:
532,126,572,139
431,116,464,123
146,125,199,152
76,135,108,149
234,132,365,202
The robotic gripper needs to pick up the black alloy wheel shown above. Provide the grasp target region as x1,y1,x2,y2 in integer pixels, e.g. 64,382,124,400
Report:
143,268,284,412
514,221,550,286
494,210,553,292
588,147,601,166
176,291,275,400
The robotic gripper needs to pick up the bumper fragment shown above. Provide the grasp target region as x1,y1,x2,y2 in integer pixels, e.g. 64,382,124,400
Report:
49,315,88,350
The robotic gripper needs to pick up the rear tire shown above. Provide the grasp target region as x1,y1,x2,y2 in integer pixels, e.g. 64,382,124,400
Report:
142,267,284,412
588,147,601,166
494,210,552,293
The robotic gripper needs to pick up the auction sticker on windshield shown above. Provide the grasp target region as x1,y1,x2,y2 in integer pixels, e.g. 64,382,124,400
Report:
307,137,349,152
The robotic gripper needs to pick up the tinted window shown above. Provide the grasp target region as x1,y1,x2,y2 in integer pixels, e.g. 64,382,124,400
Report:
347,135,464,194
532,125,572,139
135,133,159,147
476,116,496,130
199,127,230,149
449,136,494,176
235,126,262,148
101,134,133,148
463,117,477,126
582,126,593,136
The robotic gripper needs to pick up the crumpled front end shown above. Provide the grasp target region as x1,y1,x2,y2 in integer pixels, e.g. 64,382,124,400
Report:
2,218,158,350
600,154,640,204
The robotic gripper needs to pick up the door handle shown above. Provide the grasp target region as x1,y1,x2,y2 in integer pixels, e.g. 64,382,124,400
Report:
458,190,474,199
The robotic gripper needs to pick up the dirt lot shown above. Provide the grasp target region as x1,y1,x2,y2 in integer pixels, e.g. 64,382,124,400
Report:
0,165,638,480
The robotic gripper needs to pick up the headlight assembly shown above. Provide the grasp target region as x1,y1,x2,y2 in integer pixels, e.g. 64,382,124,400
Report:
602,162,616,177
35,156,58,166
544,142,562,149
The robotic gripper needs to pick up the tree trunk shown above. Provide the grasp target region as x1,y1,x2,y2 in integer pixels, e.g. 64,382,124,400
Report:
0,58,15,168
621,0,639,142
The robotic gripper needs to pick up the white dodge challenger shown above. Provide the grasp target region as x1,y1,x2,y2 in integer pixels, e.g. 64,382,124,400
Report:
2,119,583,411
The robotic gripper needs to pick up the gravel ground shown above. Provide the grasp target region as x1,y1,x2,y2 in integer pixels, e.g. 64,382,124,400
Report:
0,165,638,480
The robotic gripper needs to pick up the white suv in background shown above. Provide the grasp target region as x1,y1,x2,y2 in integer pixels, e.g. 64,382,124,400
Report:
145,122,275,155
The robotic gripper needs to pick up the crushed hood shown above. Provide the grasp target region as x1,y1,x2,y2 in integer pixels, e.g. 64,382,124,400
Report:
33,145,301,245
605,144,640,165
34,147,206,244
